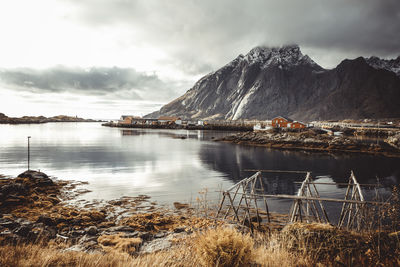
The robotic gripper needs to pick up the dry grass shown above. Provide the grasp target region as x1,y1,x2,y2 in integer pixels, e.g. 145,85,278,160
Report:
0,241,200,267
194,227,255,267
1,223,399,266
97,234,142,254
120,211,222,233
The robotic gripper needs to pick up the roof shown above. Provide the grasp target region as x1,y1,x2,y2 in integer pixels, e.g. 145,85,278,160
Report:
292,121,307,125
272,116,293,122
158,116,181,121
121,115,141,119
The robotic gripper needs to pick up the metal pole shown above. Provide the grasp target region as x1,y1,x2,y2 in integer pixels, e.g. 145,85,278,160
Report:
27,136,31,170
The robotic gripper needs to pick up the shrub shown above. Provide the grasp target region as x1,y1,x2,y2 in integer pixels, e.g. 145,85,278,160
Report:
194,227,254,267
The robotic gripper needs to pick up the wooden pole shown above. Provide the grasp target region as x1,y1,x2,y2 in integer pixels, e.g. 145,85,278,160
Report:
224,184,241,219
311,182,330,223
27,136,31,170
216,193,226,218
338,176,353,227
258,174,271,223
226,192,240,222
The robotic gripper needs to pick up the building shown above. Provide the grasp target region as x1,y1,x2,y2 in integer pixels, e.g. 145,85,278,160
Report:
272,116,306,129
289,121,307,129
158,116,182,125
119,116,158,125
120,115,140,124
272,116,293,128
253,123,272,131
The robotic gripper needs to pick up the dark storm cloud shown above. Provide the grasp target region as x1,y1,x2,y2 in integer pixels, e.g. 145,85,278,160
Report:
0,66,189,101
66,0,400,71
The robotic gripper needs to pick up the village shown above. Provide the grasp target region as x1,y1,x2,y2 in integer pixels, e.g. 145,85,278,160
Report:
105,115,400,134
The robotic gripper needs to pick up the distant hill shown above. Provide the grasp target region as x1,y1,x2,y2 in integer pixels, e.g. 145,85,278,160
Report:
146,45,400,121
0,113,99,124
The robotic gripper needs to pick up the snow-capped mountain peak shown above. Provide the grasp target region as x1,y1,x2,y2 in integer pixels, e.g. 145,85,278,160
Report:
243,45,321,69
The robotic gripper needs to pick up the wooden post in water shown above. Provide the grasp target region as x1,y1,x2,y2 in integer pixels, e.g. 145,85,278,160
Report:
27,136,31,170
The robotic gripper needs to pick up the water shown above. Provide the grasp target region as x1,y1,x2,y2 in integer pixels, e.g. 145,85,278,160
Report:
0,123,399,218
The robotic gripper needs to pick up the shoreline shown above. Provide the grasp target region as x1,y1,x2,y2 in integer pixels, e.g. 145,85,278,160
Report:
0,113,102,124
216,130,400,157
102,122,252,131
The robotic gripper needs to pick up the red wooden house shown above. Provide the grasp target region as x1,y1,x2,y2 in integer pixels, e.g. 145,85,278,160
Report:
272,116,293,127
272,116,306,129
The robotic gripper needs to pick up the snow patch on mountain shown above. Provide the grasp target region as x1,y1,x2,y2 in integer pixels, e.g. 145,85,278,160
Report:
232,84,259,120
243,45,321,69
366,56,400,77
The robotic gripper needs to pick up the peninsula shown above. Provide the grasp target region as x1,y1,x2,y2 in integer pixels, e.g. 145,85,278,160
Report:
0,113,100,124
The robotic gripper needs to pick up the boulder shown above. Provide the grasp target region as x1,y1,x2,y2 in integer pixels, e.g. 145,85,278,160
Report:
17,170,54,186
86,226,98,236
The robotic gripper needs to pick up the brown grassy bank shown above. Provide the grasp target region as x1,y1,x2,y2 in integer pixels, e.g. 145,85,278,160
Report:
1,224,399,267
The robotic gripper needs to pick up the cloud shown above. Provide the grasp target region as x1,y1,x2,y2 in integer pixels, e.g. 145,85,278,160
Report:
0,66,191,102
64,0,400,69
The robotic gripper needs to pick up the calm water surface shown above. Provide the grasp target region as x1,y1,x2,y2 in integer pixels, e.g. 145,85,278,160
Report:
1,123,399,218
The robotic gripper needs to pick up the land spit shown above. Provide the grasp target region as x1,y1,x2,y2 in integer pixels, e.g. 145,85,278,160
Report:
0,170,399,266
216,129,400,157
102,122,253,131
0,113,101,124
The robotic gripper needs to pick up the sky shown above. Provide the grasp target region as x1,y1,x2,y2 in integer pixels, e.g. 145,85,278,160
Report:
0,0,399,119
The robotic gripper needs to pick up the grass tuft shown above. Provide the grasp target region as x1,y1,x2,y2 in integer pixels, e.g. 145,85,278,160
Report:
194,227,255,267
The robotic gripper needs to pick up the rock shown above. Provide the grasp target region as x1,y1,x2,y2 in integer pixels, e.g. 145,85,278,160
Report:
0,229,13,237
3,197,24,206
137,231,152,240
70,230,86,237
173,227,186,233
36,226,57,239
37,215,56,226
17,170,54,186
86,226,98,235
154,232,167,238
56,234,69,242
63,244,86,252
0,183,27,196
83,240,98,250
13,225,32,237
122,231,139,238
108,225,135,232
0,219,19,230
78,234,98,244
173,202,189,210
140,233,188,253
140,238,172,253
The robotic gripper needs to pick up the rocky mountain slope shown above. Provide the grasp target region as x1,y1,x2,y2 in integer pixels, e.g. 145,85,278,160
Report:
146,45,400,121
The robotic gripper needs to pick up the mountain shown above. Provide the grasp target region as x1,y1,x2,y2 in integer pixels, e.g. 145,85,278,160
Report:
365,56,400,77
146,45,400,121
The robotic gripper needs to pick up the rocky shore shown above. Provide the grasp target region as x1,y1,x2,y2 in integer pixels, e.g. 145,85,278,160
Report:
0,170,221,254
0,113,100,124
216,129,400,157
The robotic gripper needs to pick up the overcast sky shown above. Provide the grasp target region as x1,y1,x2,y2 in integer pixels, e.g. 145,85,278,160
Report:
0,0,399,119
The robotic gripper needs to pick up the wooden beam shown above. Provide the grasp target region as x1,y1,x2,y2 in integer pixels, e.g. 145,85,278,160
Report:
225,192,386,205
244,169,309,174
293,181,381,187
